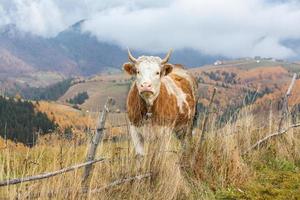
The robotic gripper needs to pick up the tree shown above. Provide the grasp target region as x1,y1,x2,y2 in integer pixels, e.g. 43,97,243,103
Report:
67,92,89,105
0,97,57,146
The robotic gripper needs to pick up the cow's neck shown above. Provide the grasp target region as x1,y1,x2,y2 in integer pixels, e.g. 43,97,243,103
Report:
141,95,156,120
140,87,161,119
142,93,158,107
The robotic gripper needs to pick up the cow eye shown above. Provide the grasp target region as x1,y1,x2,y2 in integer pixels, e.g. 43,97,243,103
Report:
137,71,140,74
156,72,160,75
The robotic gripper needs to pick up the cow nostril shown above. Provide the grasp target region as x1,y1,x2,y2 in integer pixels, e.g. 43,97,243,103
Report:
141,82,151,88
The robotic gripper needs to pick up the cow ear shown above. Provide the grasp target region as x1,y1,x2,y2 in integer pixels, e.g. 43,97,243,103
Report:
123,62,136,75
162,63,173,76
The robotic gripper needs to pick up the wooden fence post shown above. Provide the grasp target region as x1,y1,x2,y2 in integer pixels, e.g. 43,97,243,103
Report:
81,97,114,193
199,87,217,146
278,73,297,132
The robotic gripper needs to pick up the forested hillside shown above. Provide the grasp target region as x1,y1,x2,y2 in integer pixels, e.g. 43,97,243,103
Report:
20,79,73,101
0,97,56,146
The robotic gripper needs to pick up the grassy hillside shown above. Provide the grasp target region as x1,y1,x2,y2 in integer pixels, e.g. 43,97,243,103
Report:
1,58,300,199
59,76,130,111
58,59,300,115
0,106,299,199
35,101,128,141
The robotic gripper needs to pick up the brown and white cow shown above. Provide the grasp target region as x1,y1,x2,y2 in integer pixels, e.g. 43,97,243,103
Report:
123,49,197,155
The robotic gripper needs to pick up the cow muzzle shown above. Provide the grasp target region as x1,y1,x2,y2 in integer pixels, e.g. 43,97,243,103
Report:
140,91,154,98
140,82,152,91
138,82,155,98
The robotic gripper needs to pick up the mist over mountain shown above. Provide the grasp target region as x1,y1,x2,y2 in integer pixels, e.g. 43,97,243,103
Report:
282,39,300,60
0,24,78,76
0,20,221,77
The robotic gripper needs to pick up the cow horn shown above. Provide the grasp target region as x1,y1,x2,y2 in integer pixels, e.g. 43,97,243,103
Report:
161,49,173,64
127,49,137,63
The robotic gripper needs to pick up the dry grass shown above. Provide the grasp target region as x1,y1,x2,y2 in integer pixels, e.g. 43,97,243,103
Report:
0,107,300,199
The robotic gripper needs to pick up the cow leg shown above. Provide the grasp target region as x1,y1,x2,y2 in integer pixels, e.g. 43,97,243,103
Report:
155,126,173,153
129,125,145,156
186,121,193,148
177,123,194,174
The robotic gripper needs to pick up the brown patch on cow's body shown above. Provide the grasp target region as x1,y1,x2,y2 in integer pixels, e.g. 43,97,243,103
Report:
170,73,196,105
126,69,197,133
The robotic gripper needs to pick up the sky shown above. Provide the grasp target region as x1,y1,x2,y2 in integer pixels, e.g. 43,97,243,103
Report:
0,0,300,59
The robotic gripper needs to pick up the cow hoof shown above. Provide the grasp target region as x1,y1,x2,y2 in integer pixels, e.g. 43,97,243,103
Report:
135,154,144,168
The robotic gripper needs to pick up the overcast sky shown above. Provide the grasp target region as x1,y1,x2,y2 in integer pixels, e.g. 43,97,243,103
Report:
0,0,300,59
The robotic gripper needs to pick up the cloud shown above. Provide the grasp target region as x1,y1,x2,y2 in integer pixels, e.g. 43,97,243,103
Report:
1,0,300,59
0,0,83,36
82,0,300,58
0,0,172,36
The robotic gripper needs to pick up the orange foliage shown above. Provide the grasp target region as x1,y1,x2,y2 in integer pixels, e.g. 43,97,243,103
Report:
238,66,288,83
35,101,96,131
288,79,300,106
0,137,27,151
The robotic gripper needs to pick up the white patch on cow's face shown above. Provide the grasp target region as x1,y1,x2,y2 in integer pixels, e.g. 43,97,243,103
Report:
135,56,162,105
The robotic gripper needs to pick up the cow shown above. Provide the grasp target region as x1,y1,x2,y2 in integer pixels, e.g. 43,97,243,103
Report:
123,49,198,156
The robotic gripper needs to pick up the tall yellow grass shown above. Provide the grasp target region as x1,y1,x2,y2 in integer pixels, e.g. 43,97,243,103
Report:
0,107,299,199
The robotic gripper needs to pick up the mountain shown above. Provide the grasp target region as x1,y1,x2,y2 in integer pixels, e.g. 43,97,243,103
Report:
0,24,78,75
53,20,127,75
0,20,221,79
53,20,221,75
0,48,34,76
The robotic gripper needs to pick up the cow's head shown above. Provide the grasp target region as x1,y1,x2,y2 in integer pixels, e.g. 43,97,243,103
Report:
123,49,173,105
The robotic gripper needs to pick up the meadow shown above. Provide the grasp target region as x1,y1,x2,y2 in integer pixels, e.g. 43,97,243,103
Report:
0,105,299,199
